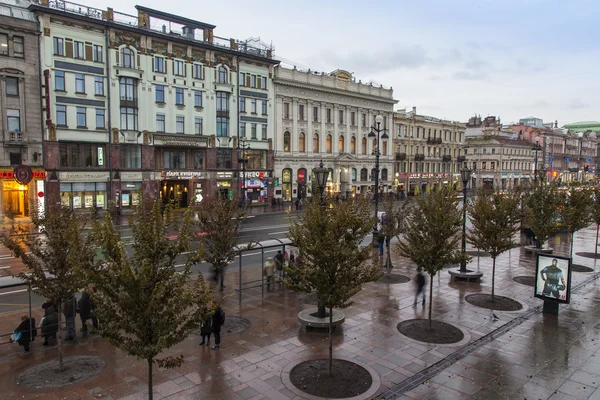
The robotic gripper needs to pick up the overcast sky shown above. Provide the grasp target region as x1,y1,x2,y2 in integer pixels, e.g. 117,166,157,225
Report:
84,0,599,126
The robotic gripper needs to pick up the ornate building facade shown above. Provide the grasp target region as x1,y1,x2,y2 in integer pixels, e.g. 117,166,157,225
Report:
31,1,277,211
273,67,396,201
0,0,44,220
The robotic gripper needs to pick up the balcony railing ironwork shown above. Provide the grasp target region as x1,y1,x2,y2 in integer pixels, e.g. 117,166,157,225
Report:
395,153,406,161
415,154,425,161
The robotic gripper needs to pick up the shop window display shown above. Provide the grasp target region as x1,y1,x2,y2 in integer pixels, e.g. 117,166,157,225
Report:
60,182,107,209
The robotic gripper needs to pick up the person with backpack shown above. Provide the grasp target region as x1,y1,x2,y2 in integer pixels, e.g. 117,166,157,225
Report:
12,315,37,352
210,301,225,350
414,267,427,306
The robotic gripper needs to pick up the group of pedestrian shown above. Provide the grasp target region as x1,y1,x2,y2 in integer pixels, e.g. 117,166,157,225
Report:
12,289,100,353
199,300,225,350
263,249,302,291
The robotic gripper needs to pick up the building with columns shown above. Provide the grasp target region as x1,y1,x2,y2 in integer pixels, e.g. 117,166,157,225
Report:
30,0,277,212
393,108,465,195
0,0,44,220
273,67,396,201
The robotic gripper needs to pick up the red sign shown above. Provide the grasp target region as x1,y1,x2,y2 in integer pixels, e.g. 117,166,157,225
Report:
38,191,44,198
0,169,46,181
297,169,306,183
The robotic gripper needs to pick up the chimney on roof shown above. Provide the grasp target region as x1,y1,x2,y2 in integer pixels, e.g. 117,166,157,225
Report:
162,25,167,33
412,106,417,114
555,120,558,128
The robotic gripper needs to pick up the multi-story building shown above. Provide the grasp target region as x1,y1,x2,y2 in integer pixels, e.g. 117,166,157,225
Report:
31,1,277,211
273,67,396,200
0,0,44,220
393,107,465,195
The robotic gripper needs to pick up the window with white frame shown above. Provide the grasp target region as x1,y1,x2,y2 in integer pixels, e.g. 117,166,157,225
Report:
176,116,185,133
175,88,184,105
174,60,185,76
217,66,228,83
53,37,64,56
156,114,165,132
76,107,86,127
194,117,203,135
7,109,20,132
193,64,203,79
154,56,165,73
93,45,103,62
194,90,202,107
121,47,134,68
155,85,164,103
74,41,84,59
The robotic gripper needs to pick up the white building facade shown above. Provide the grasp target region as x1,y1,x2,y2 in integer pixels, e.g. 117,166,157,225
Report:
273,67,396,201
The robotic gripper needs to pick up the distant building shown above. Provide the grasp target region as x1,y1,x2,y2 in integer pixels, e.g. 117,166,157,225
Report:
563,121,600,133
519,117,544,129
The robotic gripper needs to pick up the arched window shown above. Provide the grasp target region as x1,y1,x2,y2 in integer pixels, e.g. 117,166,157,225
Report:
350,136,356,154
372,139,377,154
313,133,319,153
218,65,228,84
299,132,306,153
381,168,388,181
338,135,344,153
121,47,134,68
360,168,368,181
352,168,357,182
361,138,367,155
326,134,332,154
382,140,388,156
283,131,291,152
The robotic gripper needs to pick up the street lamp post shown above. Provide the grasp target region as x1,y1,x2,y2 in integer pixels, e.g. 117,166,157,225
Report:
368,115,389,247
533,136,542,183
313,161,330,318
238,138,250,207
460,167,472,273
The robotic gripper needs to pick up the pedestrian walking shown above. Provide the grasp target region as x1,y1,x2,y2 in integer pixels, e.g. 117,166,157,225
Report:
289,251,296,266
199,306,212,347
12,315,37,352
63,294,77,341
275,250,285,280
414,267,427,306
41,306,58,346
264,257,275,291
78,289,92,332
295,198,300,211
210,301,225,350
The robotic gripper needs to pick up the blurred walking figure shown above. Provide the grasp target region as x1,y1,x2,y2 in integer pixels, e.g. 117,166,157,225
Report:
199,305,212,347
414,267,427,306
275,250,285,279
78,289,94,332
41,306,58,346
264,257,275,291
210,301,225,350
12,315,37,352
63,294,77,341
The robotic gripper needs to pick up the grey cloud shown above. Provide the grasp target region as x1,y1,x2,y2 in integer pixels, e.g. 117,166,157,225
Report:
452,70,487,81
532,99,549,107
568,98,589,110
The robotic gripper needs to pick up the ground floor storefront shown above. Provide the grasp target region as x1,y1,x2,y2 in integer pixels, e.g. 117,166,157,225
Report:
0,166,46,219
394,173,461,195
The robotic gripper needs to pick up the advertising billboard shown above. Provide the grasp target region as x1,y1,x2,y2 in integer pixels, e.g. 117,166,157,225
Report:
534,254,572,304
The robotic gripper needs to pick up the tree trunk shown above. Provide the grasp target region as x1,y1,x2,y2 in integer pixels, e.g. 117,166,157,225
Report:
57,300,63,372
571,232,574,259
428,276,433,331
386,242,392,272
491,257,496,303
148,358,153,400
594,224,600,257
328,306,333,378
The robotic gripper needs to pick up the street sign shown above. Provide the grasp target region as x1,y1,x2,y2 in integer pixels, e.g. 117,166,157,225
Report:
549,157,554,162
587,158,592,162
566,158,570,162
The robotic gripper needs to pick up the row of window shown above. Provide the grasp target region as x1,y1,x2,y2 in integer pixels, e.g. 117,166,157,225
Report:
468,147,534,156
155,85,203,107
55,105,105,129
398,126,463,143
399,145,461,157
283,168,390,183
284,103,387,127
155,114,204,135
397,162,457,174
55,70,105,96
282,132,388,156
53,37,103,62
469,161,532,171
239,97,267,115
152,56,205,79
239,72,267,90
0,33,24,58
239,122,268,140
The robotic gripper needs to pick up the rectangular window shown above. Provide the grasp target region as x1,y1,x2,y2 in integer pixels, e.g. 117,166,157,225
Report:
216,117,228,137
55,71,65,91
74,41,84,59
156,114,165,132
95,109,105,129
284,103,290,119
240,122,246,137
174,60,184,76
261,100,267,115
0,34,7,56
193,64,203,79
251,123,257,139
194,90,202,107
163,151,186,169
339,110,344,124
351,112,356,126
313,107,319,122
53,37,64,56
7,109,20,132
261,76,267,89
92,45,102,62
195,117,203,135
56,105,66,126
155,85,164,103
239,96,246,112
251,75,256,88
175,88,184,105
76,107,86,127
119,77,137,101
6,77,18,96
218,66,228,83
239,73,245,86
94,76,104,96
12,36,23,58
261,125,267,140
194,152,203,169
216,92,229,111
75,73,85,93
176,116,184,133
120,145,141,168
251,98,257,114
154,56,165,73
326,108,331,124
216,149,232,169
362,113,366,127
120,107,138,130
59,143,106,168
299,104,305,120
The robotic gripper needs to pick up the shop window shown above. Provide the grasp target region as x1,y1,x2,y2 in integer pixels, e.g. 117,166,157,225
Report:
163,150,186,169
60,182,107,210
120,145,141,169
59,143,106,168
246,150,266,169
299,132,305,153
216,148,232,169
326,134,332,154
360,168,368,181
283,131,290,152
313,133,319,153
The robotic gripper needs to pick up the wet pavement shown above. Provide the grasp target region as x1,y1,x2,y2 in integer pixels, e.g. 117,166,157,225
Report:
0,226,599,399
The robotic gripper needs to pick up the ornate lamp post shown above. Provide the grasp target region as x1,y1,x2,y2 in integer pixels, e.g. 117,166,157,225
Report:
313,160,330,318
368,115,389,246
533,136,542,183
460,167,473,273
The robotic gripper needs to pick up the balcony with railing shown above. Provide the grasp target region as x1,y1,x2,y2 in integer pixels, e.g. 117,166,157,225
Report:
442,155,452,162
415,154,425,161
427,137,442,145
395,153,407,161
119,96,138,108
8,131,24,142
457,155,466,163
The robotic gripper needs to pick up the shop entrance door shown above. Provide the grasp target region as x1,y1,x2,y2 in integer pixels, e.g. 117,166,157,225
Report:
3,181,28,217
162,180,189,208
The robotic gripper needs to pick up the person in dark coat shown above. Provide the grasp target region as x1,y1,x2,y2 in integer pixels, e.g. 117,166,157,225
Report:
63,295,77,341
42,297,56,312
13,315,36,352
414,267,427,306
210,301,224,350
199,309,212,347
78,289,92,332
41,306,58,346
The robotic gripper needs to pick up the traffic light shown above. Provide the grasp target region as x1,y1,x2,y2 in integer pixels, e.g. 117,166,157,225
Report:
585,165,589,172
273,178,279,186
